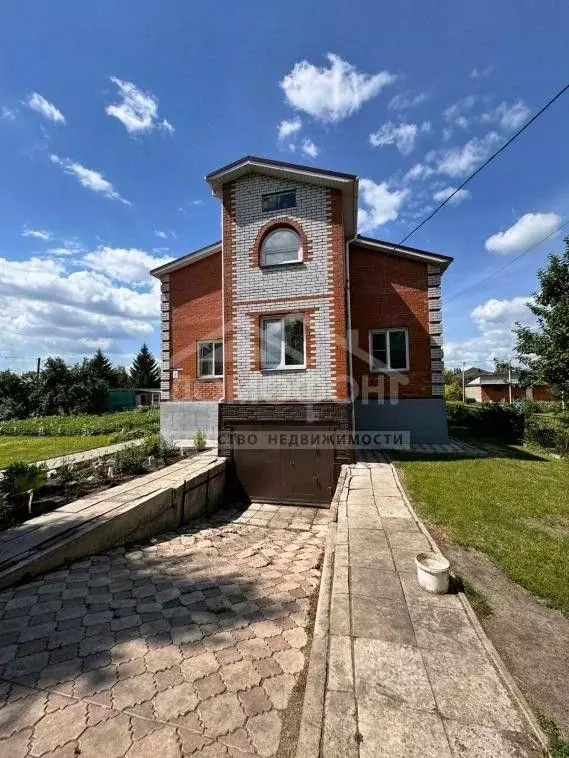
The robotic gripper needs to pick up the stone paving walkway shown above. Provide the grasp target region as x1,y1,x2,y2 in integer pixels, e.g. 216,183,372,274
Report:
322,460,542,757
0,503,331,757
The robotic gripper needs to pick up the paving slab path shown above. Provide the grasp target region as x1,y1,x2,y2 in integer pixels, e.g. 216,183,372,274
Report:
319,460,545,758
0,503,331,757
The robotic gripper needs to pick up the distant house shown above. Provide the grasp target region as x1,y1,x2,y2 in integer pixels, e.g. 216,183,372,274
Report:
465,373,553,403
463,366,492,383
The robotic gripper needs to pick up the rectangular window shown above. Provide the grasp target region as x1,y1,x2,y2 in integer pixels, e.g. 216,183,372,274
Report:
262,190,296,213
369,329,409,372
198,340,223,378
261,315,305,369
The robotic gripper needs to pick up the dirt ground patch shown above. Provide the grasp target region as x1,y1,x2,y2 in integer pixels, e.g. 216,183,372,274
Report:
431,525,569,738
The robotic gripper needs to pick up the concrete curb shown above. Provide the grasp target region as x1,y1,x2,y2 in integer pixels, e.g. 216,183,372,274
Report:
388,455,550,753
295,465,348,758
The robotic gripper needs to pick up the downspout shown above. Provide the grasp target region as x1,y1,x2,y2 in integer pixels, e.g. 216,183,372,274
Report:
345,236,357,434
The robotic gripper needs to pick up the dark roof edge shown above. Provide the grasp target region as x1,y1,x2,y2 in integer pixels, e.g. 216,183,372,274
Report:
351,235,453,269
150,241,221,278
206,155,357,182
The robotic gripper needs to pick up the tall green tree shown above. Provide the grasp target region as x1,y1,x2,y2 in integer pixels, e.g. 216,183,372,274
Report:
129,344,160,388
514,238,569,398
87,349,117,387
112,366,131,388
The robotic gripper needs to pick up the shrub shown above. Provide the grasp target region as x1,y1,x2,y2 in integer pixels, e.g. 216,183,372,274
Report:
525,415,569,456
143,434,178,461
0,461,47,498
113,445,149,476
446,402,524,442
193,429,207,451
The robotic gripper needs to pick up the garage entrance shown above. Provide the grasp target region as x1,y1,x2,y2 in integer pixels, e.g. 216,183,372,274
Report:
231,426,334,505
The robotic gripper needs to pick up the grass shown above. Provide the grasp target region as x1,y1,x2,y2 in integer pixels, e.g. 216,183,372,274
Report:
0,407,159,437
392,440,569,614
0,435,117,468
538,715,569,757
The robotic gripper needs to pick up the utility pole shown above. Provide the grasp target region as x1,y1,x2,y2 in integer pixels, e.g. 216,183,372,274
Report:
462,360,466,403
36,357,41,381
508,362,513,404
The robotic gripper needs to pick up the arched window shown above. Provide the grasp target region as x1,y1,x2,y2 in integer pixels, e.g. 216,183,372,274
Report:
260,227,302,266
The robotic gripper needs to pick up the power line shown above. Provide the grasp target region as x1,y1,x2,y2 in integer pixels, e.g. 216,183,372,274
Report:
446,217,569,304
398,81,569,246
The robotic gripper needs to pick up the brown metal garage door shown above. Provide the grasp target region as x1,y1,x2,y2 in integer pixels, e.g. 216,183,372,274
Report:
231,426,334,505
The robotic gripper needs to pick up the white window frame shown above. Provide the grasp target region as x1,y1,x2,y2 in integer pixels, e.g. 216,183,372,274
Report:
261,314,306,371
197,339,223,379
260,228,303,267
368,328,410,373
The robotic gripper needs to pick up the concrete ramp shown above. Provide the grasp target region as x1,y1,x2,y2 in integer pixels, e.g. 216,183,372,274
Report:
0,451,226,590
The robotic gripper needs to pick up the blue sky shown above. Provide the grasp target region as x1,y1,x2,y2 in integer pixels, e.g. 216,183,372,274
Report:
1,0,568,372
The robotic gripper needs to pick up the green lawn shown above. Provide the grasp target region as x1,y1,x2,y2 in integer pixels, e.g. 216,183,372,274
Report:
393,442,569,614
0,435,117,468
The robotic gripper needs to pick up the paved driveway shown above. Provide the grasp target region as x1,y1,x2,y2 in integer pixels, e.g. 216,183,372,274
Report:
0,504,330,757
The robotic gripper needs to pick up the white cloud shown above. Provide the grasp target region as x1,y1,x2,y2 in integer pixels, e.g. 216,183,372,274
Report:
443,95,478,125
471,66,493,79
160,119,175,135
432,131,501,177
432,186,471,205
280,53,396,123
480,100,530,131
402,163,434,183
106,77,174,135
154,230,168,239
22,228,52,241
301,138,319,158
277,117,302,140
83,247,172,285
358,178,408,233
25,92,66,123
445,295,535,368
369,121,430,156
50,154,131,205
388,92,428,111
1,106,16,121
485,212,561,255
0,255,160,322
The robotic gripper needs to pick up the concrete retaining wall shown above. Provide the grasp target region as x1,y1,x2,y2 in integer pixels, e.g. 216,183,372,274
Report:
354,398,449,444
161,400,219,442
0,454,226,590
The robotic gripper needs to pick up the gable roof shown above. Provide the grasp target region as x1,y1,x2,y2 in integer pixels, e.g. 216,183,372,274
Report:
150,234,454,279
351,235,453,270
150,241,221,278
206,155,359,238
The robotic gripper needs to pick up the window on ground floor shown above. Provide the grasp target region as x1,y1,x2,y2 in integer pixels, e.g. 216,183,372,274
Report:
198,340,223,378
369,328,409,372
261,314,305,369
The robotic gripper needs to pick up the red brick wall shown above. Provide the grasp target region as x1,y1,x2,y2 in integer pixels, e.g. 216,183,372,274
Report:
532,385,554,401
169,251,223,401
349,246,433,399
480,386,526,402
330,189,349,400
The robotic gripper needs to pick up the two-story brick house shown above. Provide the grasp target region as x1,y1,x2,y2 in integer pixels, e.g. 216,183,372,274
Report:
151,156,452,504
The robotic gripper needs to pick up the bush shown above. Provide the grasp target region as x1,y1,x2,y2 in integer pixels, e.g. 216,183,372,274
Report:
446,402,524,442
143,434,178,461
193,429,207,451
525,415,569,456
0,461,47,498
113,445,149,476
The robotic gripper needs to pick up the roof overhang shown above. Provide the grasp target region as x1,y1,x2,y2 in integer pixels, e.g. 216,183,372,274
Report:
206,155,359,238
150,241,221,279
350,235,453,271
